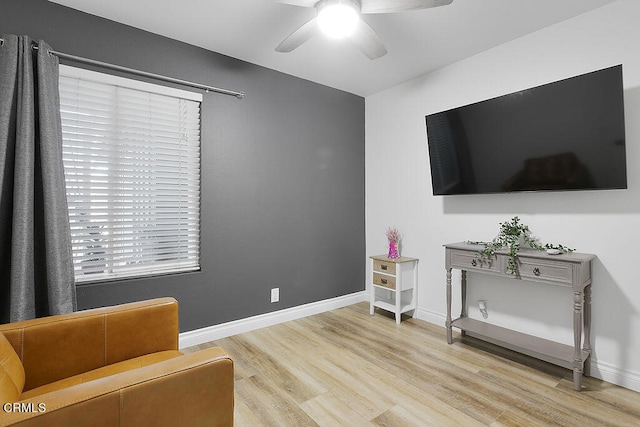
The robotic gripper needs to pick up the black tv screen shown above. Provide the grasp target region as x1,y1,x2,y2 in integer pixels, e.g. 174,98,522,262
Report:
425,65,626,195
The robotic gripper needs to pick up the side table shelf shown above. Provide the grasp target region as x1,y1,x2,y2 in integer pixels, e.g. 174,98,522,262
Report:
369,255,418,324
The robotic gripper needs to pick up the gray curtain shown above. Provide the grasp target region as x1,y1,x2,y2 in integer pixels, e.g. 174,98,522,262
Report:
0,34,76,323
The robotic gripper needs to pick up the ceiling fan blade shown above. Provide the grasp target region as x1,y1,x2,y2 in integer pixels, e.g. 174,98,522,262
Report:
276,18,318,53
361,0,453,14
347,20,387,60
273,0,318,8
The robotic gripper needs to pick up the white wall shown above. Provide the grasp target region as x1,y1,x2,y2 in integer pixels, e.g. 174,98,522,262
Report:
366,0,640,392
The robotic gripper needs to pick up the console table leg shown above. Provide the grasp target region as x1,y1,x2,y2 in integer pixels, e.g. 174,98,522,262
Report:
460,270,467,337
446,268,453,344
583,284,592,377
573,290,584,391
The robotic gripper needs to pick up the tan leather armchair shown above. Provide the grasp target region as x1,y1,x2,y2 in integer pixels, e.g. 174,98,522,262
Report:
0,298,233,426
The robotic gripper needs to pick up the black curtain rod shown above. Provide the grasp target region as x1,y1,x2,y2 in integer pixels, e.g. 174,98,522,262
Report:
0,37,245,99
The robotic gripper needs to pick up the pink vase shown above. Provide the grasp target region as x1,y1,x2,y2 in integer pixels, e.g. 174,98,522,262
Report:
388,241,399,259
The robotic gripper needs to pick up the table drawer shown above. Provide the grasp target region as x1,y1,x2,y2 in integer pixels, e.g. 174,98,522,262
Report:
518,258,573,285
373,259,396,275
373,272,396,289
449,249,500,273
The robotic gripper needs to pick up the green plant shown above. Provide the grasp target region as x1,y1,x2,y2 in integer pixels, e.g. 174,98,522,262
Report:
473,216,574,275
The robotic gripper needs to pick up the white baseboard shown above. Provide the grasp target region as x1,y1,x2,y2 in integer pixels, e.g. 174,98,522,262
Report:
179,291,368,349
415,307,446,327
591,359,640,393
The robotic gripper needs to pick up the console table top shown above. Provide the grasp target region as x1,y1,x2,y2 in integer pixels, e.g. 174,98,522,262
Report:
444,241,596,263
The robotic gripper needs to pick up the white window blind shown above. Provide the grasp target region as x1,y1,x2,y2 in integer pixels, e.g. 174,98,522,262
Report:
58,65,202,283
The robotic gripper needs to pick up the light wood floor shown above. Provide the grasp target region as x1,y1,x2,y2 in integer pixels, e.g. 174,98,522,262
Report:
184,303,640,426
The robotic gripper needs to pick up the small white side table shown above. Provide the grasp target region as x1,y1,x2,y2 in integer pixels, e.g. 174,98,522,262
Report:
369,255,419,324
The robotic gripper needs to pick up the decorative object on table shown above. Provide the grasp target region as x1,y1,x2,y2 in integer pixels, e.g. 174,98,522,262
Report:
469,216,574,275
385,227,401,259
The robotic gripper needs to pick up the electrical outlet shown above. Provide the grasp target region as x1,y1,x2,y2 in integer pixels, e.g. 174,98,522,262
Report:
478,300,488,319
270,288,280,303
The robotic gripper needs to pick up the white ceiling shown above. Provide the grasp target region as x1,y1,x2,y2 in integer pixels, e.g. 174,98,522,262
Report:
49,0,617,96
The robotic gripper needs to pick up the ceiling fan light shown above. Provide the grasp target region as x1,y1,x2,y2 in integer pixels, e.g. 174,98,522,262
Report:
317,1,360,39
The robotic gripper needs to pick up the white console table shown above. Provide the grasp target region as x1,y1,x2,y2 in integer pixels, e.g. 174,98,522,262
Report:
444,242,595,391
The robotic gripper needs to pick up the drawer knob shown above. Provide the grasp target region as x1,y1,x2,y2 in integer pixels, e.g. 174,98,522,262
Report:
381,265,388,270
381,278,388,285
471,259,477,267
533,267,541,276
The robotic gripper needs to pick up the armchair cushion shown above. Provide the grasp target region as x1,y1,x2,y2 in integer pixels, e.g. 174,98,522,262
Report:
0,333,25,403
20,350,182,400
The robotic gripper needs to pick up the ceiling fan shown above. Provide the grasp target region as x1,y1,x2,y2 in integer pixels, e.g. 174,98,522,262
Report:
275,0,454,60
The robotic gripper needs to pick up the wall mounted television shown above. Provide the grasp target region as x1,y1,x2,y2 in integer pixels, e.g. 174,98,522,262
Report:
425,65,626,196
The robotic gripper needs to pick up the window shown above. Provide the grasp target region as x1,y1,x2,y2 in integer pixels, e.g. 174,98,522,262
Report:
59,65,201,282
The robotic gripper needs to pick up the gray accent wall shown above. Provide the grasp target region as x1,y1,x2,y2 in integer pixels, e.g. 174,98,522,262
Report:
2,0,365,332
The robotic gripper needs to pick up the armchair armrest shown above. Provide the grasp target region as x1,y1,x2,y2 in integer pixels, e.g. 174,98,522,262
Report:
0,347,234,427
0,298,179,391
